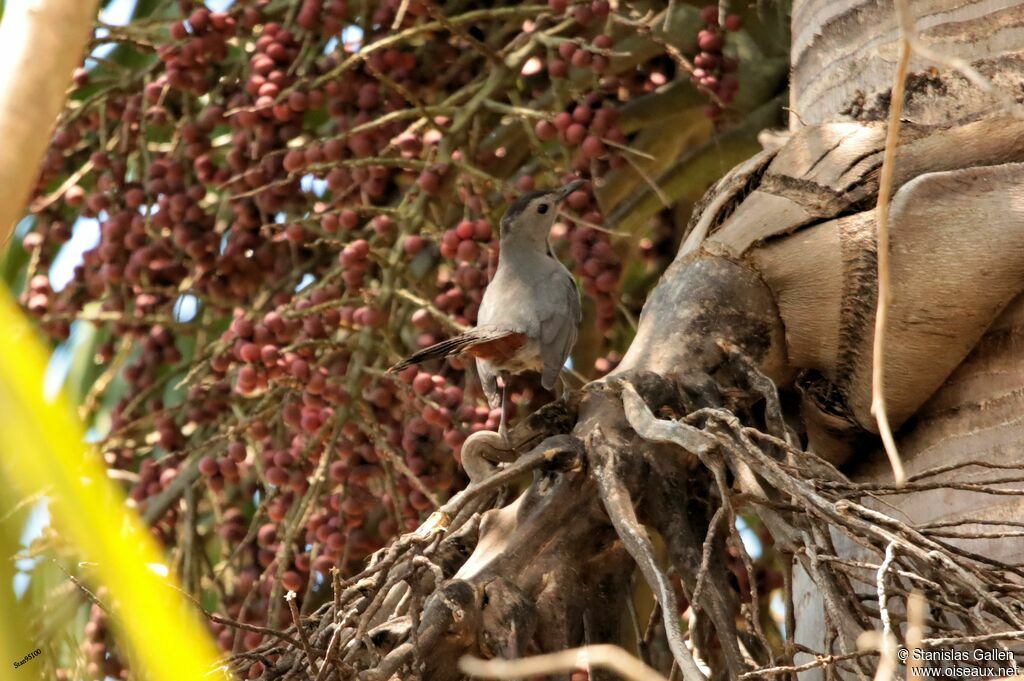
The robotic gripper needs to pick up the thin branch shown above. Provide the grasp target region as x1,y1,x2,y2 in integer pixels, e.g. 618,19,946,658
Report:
875,542,897,643
589,428,708,681
737,651,876,680
169,582,305,650
856,629,897,681
905,592,926,681
860,542,900,681
428,432,583,526
53,561,109,614
286,591,320,678
869,0,912,487
460,644,671,681
921,631,1024,647
690,506,727,606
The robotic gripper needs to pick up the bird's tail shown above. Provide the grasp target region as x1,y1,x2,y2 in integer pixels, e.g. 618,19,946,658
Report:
388,328,513,373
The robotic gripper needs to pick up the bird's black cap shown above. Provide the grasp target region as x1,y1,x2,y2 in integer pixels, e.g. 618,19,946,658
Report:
500,179,585,230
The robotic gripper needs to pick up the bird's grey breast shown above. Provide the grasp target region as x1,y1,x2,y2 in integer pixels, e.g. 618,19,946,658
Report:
477,251,562,335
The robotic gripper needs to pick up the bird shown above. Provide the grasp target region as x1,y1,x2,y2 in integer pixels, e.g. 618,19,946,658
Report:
390,179,585,443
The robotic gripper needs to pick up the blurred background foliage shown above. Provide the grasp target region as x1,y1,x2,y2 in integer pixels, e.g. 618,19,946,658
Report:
1,0,789,677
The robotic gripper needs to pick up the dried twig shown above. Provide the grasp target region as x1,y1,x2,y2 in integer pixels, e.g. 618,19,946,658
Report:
590,427,708,681
622,350,1024,681
737,651,876,680
860,542,899,681
869,0,913,487
460,644,671,681
905,592,926,681
286,591,319,677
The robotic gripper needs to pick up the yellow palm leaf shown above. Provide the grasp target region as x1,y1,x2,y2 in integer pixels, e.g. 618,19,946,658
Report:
0,286,225,680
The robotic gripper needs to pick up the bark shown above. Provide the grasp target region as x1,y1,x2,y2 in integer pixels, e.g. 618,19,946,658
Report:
0,0,99,246
786,1,1024,673
790,0,1024,129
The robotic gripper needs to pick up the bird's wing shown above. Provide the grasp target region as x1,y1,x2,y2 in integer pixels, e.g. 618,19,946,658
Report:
388,326,518,373
538,267,582,390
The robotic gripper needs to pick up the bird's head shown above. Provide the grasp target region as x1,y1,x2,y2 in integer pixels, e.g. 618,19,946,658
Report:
498,179,585,250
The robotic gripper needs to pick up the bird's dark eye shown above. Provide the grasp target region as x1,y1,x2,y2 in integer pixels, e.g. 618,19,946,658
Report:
537,203,549,214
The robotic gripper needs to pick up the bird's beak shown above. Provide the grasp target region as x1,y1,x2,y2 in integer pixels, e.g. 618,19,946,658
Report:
555,179,585,201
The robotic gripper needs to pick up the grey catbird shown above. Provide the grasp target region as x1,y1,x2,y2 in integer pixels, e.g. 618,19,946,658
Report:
390,180,584,442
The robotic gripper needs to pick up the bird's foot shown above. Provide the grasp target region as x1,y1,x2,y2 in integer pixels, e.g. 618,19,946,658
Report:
498,377,511,447
498,414,510,448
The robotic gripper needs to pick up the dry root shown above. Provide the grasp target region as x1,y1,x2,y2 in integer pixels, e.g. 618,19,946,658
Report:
236,351,1024,681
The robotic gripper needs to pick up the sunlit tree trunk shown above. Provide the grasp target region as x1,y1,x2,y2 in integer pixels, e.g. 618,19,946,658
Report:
789,0,1024,670
0,0,99,245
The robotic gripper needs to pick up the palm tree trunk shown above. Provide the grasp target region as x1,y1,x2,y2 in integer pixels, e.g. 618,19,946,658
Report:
0,0,99,246
789,0,1024,670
